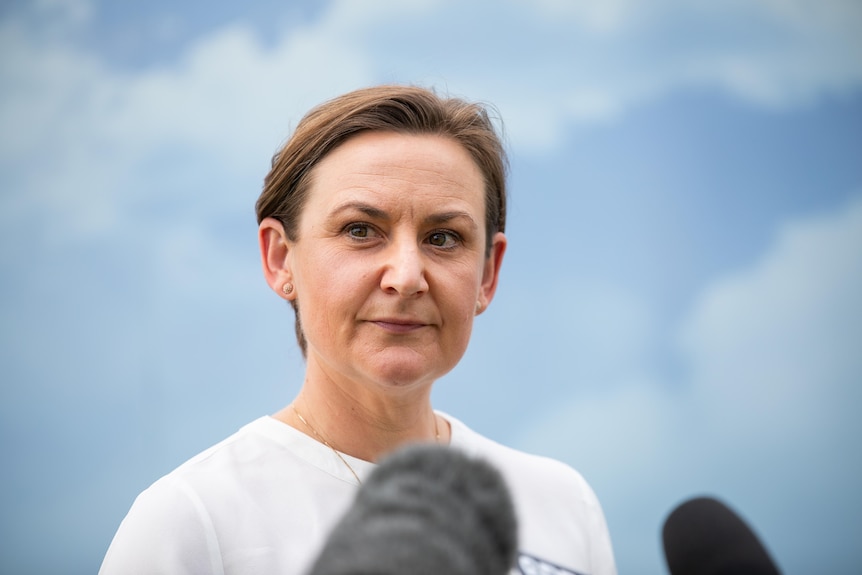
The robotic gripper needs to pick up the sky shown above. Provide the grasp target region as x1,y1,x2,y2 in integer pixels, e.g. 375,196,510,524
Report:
1,0,861,573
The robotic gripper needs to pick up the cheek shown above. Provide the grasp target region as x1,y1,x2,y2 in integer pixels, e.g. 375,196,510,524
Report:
442,306,476,364
300,258,373,325
441,269,483,326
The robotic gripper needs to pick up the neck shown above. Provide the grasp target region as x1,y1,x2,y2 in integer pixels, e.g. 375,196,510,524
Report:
275,371,448,462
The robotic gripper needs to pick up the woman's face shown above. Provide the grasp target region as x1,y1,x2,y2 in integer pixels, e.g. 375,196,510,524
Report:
270,131,505,393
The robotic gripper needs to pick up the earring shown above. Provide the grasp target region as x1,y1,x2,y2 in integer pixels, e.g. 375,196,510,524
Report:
475,301,482,314
282,282,294,295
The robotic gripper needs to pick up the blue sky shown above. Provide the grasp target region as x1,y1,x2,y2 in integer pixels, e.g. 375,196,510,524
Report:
1,0,861,573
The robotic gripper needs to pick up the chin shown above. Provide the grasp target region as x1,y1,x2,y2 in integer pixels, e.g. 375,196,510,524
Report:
363,350,455,390
367,365,440,390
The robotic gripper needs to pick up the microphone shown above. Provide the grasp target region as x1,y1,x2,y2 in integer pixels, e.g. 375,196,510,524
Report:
306,444,518,575
662,496,781,575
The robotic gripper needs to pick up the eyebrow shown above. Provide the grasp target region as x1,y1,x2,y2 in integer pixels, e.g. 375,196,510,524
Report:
424,211,479,231
331,202,388,221
330,202,479,230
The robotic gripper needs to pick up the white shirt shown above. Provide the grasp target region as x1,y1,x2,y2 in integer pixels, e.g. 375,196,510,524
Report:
100,414,616,575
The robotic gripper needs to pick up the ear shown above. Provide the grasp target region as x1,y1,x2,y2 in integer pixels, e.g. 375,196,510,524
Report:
259,217,296,301
476,232,507,315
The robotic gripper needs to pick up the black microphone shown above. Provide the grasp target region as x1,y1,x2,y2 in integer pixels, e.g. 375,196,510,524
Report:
662,496,781,575
306,444,518,575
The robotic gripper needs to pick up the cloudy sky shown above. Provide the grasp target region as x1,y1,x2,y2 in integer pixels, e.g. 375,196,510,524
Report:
1,0,861,573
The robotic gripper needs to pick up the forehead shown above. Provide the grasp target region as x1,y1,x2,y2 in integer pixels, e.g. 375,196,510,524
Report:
304,131,486,216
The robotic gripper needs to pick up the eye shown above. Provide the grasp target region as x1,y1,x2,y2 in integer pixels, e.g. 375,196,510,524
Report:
427,231,459,249
346,223,373,239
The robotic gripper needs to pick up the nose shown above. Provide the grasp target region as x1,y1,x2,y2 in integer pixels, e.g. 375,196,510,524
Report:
379,238,429,297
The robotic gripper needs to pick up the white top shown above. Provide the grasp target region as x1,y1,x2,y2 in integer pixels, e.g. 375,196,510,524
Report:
100,414,616,575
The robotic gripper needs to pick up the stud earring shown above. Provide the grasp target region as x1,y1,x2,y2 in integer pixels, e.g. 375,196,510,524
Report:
475,301,482,314
282,283,294,295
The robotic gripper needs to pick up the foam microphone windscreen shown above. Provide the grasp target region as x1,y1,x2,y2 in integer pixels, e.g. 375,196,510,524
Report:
662,496,781,575
306,444,518,575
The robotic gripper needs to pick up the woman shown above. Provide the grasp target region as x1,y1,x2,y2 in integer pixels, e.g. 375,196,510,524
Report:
100,85,616,575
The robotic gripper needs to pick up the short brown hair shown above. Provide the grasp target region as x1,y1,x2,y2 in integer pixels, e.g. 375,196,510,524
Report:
256,85,508,354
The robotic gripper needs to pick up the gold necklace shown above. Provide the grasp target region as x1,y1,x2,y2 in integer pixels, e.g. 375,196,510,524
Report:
290,404,441,485
292,404,363,485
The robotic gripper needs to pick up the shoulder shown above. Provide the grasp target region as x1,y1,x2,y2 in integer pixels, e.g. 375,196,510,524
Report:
170,416,277,475
444,413,617,575
446,414,598,506
116,416,298,519
99,418,281,574
99,470,223,574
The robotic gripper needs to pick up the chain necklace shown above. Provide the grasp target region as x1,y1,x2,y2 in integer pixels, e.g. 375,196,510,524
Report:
290,403,441,486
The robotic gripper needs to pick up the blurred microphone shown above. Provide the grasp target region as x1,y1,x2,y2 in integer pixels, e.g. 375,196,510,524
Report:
306,444,518,575
662,496,781,575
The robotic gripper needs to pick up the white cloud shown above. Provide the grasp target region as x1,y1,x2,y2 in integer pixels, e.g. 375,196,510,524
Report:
513,195,862,571
333,0,862,147
2,0,860,242
0,0,374,243
678,197,862,443
529,0,632,32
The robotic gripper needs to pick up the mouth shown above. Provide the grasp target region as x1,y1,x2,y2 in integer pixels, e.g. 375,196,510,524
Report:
369,318,429,334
